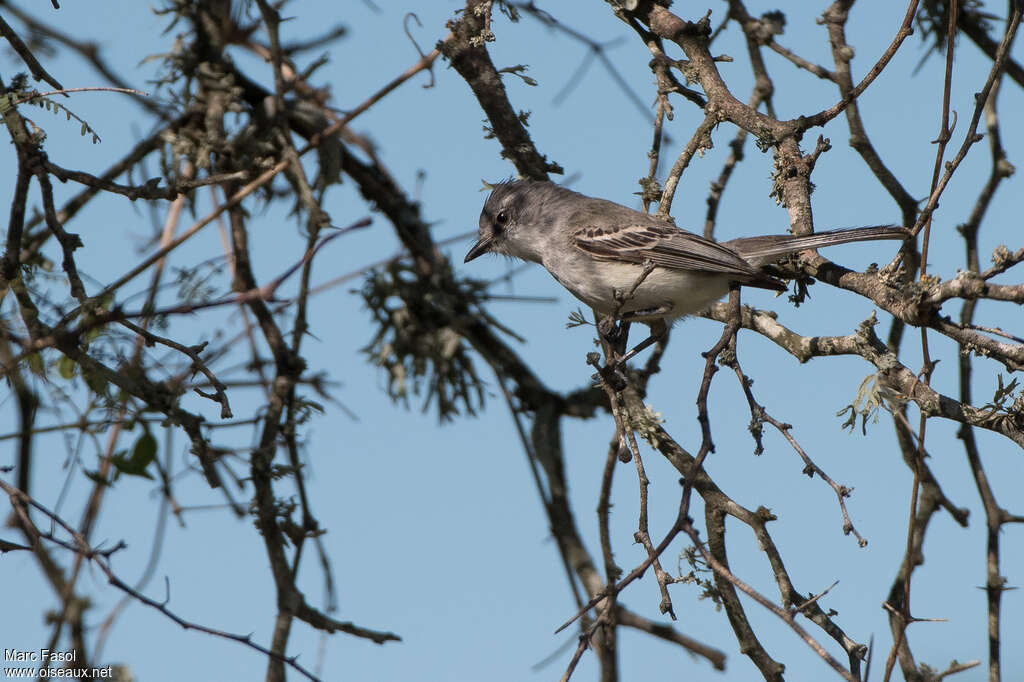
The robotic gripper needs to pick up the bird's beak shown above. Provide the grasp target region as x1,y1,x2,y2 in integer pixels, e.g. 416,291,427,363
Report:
464,237,492,263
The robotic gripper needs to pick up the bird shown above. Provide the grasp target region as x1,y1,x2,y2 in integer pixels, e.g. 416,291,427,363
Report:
465,179,909,363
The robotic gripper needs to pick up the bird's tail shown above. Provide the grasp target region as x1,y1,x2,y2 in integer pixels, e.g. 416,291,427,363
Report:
725,225,911,266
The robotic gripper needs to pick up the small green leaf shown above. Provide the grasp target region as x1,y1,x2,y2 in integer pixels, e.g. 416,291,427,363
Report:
84,371,108,397
84,469,111,486
84,322,106,344
25,352,45,376
111,433,157,480
58,355,76,380
133,432,157,464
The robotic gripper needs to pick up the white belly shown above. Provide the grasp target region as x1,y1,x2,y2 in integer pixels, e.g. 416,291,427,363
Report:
547,258,731,320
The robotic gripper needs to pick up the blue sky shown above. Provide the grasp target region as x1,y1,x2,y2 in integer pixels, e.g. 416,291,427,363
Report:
1,2,1022,681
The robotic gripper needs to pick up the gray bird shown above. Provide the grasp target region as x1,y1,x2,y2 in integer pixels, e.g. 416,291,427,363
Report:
465,179,908,360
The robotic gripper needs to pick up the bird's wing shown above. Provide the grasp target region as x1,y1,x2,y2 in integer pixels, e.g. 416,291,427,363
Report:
572,221,785,290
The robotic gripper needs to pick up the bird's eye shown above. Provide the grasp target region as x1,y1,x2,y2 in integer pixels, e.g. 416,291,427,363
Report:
495,210,509,228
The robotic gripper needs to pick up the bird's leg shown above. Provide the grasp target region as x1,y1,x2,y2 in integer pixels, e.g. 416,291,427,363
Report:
597,316,629,354
592,315,669,392
615,317,669,367
593,316,630,391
